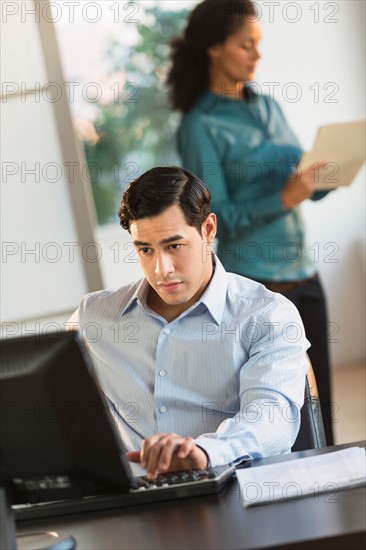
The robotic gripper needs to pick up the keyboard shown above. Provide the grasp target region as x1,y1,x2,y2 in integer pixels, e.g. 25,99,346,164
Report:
133,467,224,488
12,465,236,521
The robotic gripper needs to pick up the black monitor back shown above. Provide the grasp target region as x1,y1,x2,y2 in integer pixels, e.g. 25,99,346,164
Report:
0,330,132,492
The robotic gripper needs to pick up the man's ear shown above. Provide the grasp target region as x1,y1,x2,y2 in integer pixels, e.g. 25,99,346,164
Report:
202,213,217,242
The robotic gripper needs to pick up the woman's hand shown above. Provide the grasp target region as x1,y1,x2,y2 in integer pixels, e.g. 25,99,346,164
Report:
127,432,209,479
281,163,327,209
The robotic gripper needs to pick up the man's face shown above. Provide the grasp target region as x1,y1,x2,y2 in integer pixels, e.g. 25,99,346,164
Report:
130,204,217,319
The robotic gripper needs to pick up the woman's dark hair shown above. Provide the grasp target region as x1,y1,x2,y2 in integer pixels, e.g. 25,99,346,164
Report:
118,166,211,234
167,0,257,114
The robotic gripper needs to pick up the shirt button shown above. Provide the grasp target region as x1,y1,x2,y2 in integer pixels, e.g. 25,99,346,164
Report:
159,406,167,414
163,328,170,335
158,370,167,377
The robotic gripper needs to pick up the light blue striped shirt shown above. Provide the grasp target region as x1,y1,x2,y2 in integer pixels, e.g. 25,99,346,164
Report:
73,255,310,473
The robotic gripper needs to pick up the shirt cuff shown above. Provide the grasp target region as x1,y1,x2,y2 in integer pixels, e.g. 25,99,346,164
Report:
194,436,251,467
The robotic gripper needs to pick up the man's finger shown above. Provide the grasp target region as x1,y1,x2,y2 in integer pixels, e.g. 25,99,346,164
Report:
140,433,164,468
158,437,185,470
126,450,141,463
146,436,179,477
177,437,194,458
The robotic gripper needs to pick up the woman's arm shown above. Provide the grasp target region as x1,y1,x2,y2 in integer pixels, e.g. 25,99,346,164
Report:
178,115,288,240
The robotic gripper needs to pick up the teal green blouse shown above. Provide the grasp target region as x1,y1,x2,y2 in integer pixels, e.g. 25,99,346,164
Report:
177,89,329,282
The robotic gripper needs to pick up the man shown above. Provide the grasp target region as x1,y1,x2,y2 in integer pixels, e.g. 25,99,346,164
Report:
72,166,310,479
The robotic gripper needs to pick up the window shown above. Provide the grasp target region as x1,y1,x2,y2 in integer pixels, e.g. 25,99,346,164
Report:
55,1,197,224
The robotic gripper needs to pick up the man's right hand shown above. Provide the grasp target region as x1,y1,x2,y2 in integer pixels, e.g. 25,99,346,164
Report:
127,432,209,480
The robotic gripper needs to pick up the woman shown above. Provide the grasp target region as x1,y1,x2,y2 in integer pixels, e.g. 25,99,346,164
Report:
167,0,334,445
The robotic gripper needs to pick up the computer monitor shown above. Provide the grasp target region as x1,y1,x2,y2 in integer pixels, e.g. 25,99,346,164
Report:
0,329,235,549
0,330,132,492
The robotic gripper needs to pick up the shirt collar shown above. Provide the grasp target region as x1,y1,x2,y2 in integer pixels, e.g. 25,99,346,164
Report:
119,254,228,325
197,84,259,112
119,277,150,317
198,254,228,325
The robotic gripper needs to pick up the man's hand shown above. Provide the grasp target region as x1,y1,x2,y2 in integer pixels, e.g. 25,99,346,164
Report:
281,162,327,209
126,432,209,479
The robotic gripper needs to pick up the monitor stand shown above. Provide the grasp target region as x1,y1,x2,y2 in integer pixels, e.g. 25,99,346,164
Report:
0,486,76,550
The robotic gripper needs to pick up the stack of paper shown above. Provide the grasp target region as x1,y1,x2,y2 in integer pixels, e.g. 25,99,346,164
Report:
300,120,365,189
236,446,366,507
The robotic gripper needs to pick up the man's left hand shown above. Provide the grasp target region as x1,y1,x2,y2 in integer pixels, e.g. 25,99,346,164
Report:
126,432,208,479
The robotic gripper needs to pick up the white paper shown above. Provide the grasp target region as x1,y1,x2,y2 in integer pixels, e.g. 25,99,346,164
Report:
300,120,366,190
236,447,366,507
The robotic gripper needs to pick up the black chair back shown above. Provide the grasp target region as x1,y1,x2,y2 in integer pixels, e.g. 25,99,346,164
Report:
291,361,327,451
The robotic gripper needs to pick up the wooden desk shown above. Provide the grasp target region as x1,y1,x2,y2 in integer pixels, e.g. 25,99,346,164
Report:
16,442,366,550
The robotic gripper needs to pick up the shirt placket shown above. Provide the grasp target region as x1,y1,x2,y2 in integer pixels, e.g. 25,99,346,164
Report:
154,322,173,432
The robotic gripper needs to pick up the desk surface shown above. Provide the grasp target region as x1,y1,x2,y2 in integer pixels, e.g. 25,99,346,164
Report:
17,442,366,550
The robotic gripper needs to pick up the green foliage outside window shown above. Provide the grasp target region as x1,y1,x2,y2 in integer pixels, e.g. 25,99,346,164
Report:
83,6,190,224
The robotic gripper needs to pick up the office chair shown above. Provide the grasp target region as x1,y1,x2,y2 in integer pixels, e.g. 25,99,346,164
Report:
291,358,327,451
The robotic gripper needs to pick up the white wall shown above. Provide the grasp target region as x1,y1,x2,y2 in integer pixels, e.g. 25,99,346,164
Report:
254,0,365,365
95,224,143,290
1,97,88,321
0,0,102,329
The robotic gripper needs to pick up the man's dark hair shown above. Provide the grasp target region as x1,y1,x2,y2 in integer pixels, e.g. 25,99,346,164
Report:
118,166,211,234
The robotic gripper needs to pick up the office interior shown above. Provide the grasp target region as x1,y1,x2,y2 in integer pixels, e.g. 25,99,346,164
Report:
2,0,365,442
0,1,365,547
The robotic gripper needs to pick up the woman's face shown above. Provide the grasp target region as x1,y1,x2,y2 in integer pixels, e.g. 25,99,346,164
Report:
208,20,262,84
